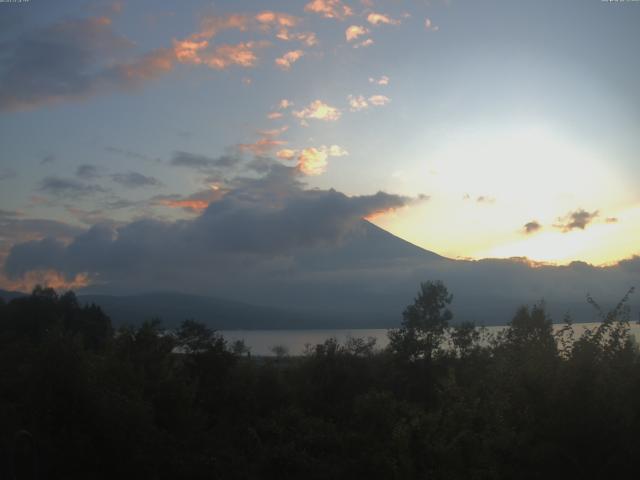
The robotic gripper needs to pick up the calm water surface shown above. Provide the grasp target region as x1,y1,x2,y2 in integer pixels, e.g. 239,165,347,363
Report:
222,323,640,356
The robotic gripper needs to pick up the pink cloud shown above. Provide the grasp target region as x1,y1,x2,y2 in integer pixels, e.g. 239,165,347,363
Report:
275,49,305,70
305,0,353,20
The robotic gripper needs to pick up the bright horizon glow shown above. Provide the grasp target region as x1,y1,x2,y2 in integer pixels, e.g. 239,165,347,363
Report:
372,125,638,265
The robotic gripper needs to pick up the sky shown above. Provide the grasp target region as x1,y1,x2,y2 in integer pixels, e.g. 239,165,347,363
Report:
1,0,640,292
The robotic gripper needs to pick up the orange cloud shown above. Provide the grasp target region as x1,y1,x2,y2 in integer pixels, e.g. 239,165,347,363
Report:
277,31,318,46
346,25,369,41
305,0,353,20
279,99,294,109
210,41,268,69
275,49,305,70
281,145,348,175
174,36,268,70
293,100,341,122
240,138,287,156
158,199,209,211
0,270,91,293
367,12,400,26
255,11,298,28
195,13,251,40
155,187,227,213
240,126,288,156
116,48,175,82
173,39,208,63
297,147,329,176
267,111,284,119
276,149,297,160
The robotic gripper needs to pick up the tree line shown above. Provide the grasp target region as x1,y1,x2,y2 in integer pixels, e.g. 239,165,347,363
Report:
1,282,639,479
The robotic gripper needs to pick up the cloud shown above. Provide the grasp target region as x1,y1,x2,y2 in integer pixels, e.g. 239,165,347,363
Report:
304,0,353,20
353,38,374,48
191,13,252,40
368,94,391,106
255,11,298,29
348,95,368,111
239,138,287,156
153,187,226,213
255,11,317,46
39,177,107,199
523,221,542,235
424,18,439,31
239,126,289,156
476,195,495,204
606,217,619,224
348,94,390,110
554,209,599,232
369,75,389,85
277,31,318,47
275,50,305,70
0,16,174,111
293,100,341,122
346,25,369,42
175,40,269,69
4,164,416,291
296,148,329,176
278,145,348,175
279,99,294,109
276,149,297,160
40,154,56,165
170,151,240,171
76,164,101,179
267,111,284,120
367,13,400,26
110,171,162,188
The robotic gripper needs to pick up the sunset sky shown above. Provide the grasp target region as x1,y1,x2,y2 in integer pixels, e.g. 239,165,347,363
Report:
1,0,640,291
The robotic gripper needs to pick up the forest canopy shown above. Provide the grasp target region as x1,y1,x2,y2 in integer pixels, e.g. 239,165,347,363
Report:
1,283,639,479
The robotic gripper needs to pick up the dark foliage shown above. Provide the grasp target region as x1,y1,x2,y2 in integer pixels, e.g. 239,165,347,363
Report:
1,284,639,479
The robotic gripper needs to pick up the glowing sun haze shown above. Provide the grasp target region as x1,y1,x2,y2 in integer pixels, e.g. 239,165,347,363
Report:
1,0,640,291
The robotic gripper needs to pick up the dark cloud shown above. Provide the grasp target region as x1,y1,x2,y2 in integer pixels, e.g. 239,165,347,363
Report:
0,16,173,111
5,165,415,284
39,176,107,198
554,209,599,232
40,154,56,165
462,194,495,204
523,221,542,234
110,171,162,188
76,164,101,179
170,151,241,170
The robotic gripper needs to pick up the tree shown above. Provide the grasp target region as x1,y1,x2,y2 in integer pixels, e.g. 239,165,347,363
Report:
388,280,453,361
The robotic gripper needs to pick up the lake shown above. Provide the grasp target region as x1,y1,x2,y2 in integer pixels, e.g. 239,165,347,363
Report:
221,322,640,356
